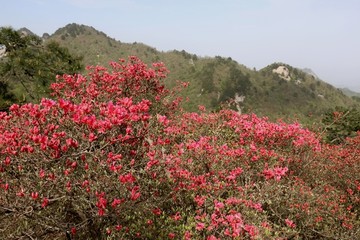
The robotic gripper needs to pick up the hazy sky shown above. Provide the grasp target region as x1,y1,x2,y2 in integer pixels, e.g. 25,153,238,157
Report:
1,0,360,91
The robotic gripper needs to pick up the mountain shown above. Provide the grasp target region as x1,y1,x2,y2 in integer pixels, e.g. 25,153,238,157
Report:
339,88,360,104
340,88,360,97
17,27,37,37
301,68,319,79
37,23,360,122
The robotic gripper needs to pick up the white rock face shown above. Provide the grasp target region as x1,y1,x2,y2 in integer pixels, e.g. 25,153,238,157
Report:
272,66,291,81
234,93,245,114
0,44,6,58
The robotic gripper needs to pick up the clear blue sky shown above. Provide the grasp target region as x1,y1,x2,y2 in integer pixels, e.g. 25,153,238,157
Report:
1,0,360,91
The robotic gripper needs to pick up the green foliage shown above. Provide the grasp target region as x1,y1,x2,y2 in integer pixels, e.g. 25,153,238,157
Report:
220,66,251,102
199,62,216,93
322,106,360,143
43,23,360,123
0,27,83,108
352,96,360,102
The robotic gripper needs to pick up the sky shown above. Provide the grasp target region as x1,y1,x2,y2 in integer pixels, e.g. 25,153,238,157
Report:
1,0,360,91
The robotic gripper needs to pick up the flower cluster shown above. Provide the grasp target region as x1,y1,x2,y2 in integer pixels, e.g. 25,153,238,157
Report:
0,57,359,239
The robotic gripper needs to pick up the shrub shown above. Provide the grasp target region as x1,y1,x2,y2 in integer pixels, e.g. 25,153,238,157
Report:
0,57,359,239
322,107,360,144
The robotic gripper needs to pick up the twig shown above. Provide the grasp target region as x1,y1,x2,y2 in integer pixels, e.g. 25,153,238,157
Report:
22,231,35,240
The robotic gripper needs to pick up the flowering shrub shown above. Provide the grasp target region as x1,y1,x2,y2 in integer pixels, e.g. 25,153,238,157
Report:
0,56,359,239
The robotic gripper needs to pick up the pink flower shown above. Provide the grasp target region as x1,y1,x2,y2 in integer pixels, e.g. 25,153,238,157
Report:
214,200,225,211
285,218,296,228
207,235,220,240
194,195,206,207
157,114,169,126
8,104,21,114
263,166,288,181
273,166,288,181
184,231,192,240
262,168,275,180
196,222,205,231
252,203,263,212
198,105,206,112
227,167,243,181
244,224,258,237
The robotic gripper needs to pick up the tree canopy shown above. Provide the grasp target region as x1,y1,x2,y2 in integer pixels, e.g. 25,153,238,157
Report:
0,27,83,109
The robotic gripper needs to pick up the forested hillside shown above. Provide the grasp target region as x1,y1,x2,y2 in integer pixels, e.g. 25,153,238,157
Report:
46,24,359,123
1,23,359,124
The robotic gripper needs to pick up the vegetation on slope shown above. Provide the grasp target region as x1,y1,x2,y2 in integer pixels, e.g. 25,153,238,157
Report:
0,27,83,110
0,57,359,239
1,23,359,137
46,23,360,123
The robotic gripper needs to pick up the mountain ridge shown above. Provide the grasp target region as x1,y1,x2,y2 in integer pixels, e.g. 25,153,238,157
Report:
10,23,360,122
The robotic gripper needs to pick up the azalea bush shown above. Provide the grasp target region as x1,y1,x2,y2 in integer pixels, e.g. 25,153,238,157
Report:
0,56,359,239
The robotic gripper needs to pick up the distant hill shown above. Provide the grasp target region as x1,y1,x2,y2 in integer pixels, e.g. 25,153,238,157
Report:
36,23,360,122
301,68,320,79
17,27,37,37
339,88,360,104
340,88,360,97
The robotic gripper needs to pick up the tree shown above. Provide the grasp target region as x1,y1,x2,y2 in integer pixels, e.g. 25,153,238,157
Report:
0,27,83,108
220,66,251,102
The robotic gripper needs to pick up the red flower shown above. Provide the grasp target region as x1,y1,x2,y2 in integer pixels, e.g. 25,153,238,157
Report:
130,186,140,201
171,212,182,221
4,157,11,165
16,188,25,197
39,169,45,178
31,192,39,200
41,197,49,208
152,208,162,215
285,218,296,228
